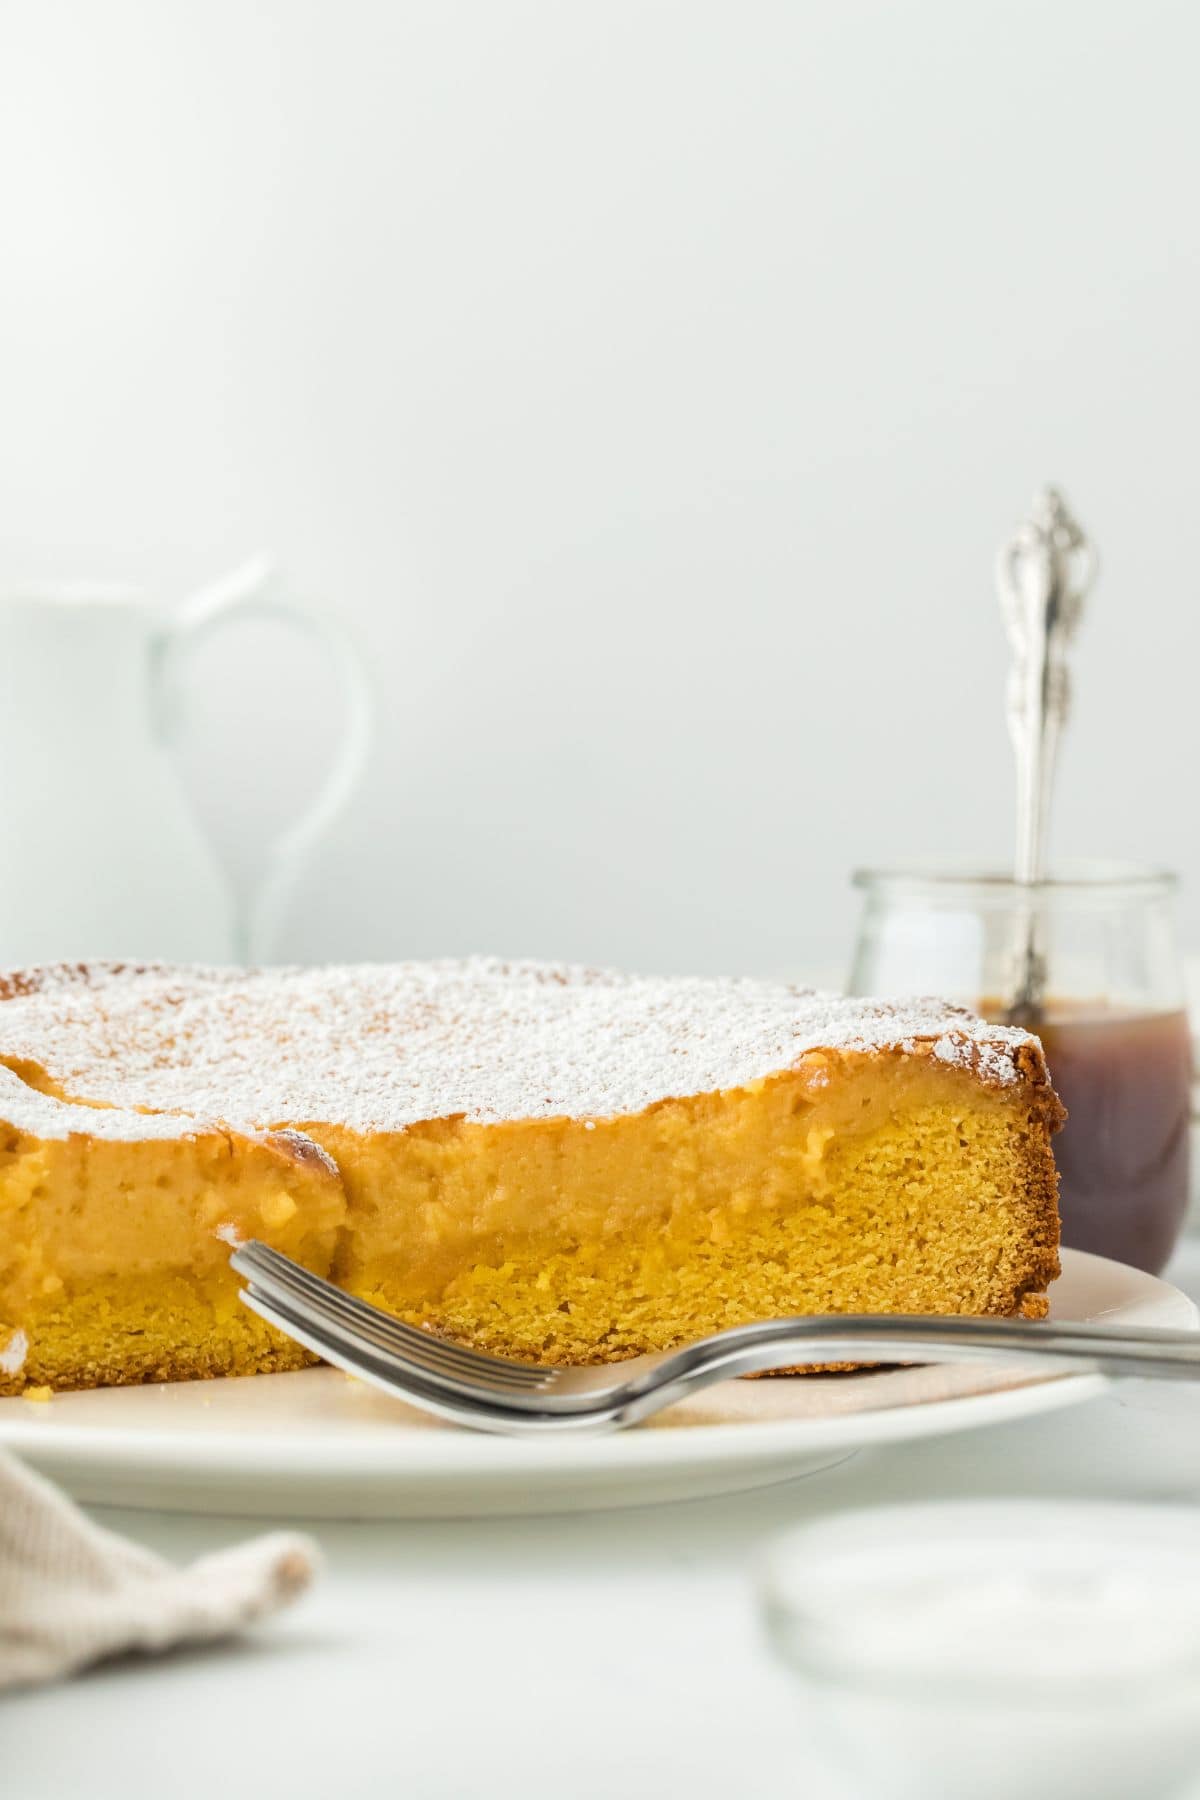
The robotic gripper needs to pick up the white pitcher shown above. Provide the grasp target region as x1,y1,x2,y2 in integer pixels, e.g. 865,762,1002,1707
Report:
0,557,371,967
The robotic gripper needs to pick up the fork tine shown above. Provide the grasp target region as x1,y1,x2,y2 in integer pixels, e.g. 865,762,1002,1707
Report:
233,1241,551,1388
238,1285,617,1435
240,1287,536,1415
231,1241,553,1392
238,1279,551,1401
230,1240,475,1368
251,1275,551,1396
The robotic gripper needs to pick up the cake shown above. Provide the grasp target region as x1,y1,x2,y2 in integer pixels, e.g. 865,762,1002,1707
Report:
0,959,1063,1395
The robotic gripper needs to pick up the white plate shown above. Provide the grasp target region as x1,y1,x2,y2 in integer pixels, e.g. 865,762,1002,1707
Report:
0,1248,1193,1519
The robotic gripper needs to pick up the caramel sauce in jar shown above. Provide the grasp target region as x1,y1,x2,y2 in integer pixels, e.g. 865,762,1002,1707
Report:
983,1001,1193,1274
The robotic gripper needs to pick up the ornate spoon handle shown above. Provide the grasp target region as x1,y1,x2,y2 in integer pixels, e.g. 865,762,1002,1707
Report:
996,488,1097,1020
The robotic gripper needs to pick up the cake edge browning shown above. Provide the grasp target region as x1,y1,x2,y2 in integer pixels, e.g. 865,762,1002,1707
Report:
1008,1036,1067,1315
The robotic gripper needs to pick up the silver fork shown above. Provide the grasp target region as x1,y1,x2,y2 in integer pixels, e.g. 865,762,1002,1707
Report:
230,1240,1200,1437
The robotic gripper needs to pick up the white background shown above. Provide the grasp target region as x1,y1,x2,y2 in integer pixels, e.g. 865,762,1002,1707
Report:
2,0,1196,977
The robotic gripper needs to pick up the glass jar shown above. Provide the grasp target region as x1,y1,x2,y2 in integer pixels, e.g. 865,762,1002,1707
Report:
848,862,1191,1274
762,1501,1200,1800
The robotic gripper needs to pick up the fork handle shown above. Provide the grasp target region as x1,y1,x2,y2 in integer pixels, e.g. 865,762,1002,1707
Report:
637,1313,1200,1399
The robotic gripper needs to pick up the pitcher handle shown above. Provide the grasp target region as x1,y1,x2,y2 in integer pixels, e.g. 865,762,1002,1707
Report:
154,554,372,963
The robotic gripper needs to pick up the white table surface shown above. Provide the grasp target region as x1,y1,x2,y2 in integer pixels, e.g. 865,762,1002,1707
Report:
9,1240,1200,1800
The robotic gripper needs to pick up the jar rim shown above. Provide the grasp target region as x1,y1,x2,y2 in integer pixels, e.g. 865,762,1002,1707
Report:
852,858,1177,900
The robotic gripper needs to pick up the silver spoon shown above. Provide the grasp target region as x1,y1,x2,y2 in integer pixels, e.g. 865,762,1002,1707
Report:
996,487,1097,1025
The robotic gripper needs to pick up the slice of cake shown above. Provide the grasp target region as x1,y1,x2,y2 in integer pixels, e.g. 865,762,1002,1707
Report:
0,959,1062,1394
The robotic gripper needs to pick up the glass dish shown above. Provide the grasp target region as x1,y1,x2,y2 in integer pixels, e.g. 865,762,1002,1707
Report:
762,1500,1200,1800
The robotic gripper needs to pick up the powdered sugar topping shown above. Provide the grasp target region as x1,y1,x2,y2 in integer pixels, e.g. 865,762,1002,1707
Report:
0,958,1037,1143
0,1329,29,1376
